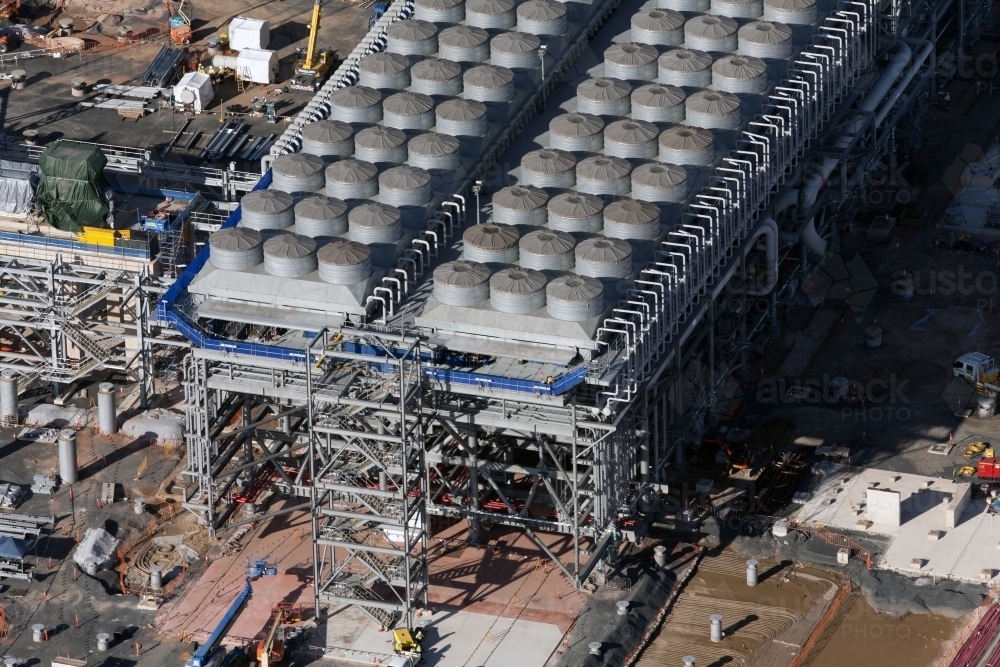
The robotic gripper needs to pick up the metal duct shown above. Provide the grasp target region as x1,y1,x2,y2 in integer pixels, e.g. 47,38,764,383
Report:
631,9,685,46
326,159,379,200
604,119,660,159
271,152,325,193
295,194,349,237
737,20,792,59
464,64,516,102
434,260,491,305
379,165,433,206
349,202,403,244
685,90,741,129
604,42,659,82
97,382,118,435
408,132,461,171
492,185,549,225
415,0,465,23
684,15,738,53
658,125,714,165
58,429,77,484
463,223,520,263
411,58,464,96
712,55,767,94
631,84,686,123
762,0,817,25
317,240,373,284
631,163,688,203
658,49,713,87
604,198,661,240
436,98,489,136
575,237,632,278
355,125,408,165
329,85,384,124
491,31,542,70
0,372,16,424
263,233,318,278
439,25,490,62
547,192,605,232
549,112,605,152
576,156,632,196
711,0,763,19
520,149,577,188
657,0,708,11
517,0,568,36
519,229,576,270
240,190,294,230
210,227,264,269
302,120,355,158
490,267,547,313
383,91,436,130
359,51,411,90
546,275,605,321
387,19,439,56
577,77,632,116
466,0,516,29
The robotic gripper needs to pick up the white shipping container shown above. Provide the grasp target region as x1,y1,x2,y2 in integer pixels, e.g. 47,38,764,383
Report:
237,48,279,84
229,16,270,50
173,71,215,112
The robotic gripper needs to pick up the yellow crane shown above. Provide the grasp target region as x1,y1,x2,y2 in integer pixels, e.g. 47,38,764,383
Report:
293,0,338,90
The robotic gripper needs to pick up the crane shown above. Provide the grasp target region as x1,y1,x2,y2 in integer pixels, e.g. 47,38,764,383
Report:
185,578,253,667
255,606,286,667
292,0,338,91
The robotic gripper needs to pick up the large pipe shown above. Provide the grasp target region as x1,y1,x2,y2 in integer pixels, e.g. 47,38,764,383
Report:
98,382,118,435
58,429,78,484
0,371,17,424
746,218,779,296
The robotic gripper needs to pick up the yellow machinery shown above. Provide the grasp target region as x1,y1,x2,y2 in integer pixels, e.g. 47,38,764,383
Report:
293,0,338,90
163,0,192,45
255,606,286,667
392,628,423,660
77,227,129,247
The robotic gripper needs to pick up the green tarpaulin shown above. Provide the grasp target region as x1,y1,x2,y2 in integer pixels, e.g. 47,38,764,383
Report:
34,141,110,232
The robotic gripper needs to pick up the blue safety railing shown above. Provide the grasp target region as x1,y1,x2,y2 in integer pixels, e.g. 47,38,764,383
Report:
0,230,153,260
422,365,586,396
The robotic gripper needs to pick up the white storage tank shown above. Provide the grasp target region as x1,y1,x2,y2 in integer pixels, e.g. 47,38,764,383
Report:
491,31,542,70
604,119,660,159
241,190,294,230
439,25,490,63
547,192,605,233
301,120,355,158
519,229,576,271
658,48,713,87
229,17,270,50
657,0,709,11
408,132,461,171
387,19,439,56
576,156,632,196
173,72,214,113
436,98,489,136
684,15,738,53
349,202,403,244
631,9,685,46
466,0,516,29
329,85,383,124
492,185,549,225
263,233,318,278
659,126,715,165
577,77,632,116
686,90,741,129
415,0,466,23
326,159,380,200
411,58,464,96
210,227,263,270
354,126,408,165
490,267,547,313
763,0,817,25
546,275,605,321
712,0,763,19
520,149,576,189
434,260,491,306
575,237,632,278
712,55,768,94
271,153,325,194
603,198,661,240
631,163,688,203
383,91,436,131
317,240,373,285
464,64,516,103
378,165,433,207
463,223,521,263
359,51,412,90
549,113,605,153
604,42,659,82
738,21,793,59
631,84,686,123
517,0,568,36
295,195,349,237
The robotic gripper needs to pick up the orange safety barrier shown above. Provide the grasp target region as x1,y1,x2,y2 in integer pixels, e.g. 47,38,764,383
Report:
788,582,853,667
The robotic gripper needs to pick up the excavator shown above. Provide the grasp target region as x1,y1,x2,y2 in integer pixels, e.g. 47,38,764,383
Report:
291,0,339,91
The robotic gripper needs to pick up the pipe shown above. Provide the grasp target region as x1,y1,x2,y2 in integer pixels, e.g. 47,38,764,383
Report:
98,382,118,435
59,429,78,484
746,218,779,296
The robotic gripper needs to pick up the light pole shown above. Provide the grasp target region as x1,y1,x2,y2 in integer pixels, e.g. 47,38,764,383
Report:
540,44,548,105
473,180,482,225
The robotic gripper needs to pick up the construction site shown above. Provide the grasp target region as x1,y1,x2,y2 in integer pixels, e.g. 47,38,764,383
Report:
2,0,1000,664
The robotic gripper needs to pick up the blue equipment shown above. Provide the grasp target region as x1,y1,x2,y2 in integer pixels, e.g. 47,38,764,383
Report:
184,578,253,667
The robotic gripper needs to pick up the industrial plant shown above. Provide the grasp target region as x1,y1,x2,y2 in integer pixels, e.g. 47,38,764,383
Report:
0,0,998,665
